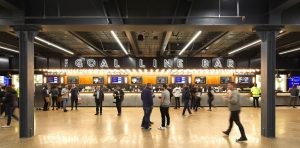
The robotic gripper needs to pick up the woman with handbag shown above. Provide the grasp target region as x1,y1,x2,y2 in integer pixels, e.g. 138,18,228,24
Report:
42,85,50,111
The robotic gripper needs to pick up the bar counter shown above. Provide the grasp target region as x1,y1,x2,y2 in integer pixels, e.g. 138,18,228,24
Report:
63,92,293,107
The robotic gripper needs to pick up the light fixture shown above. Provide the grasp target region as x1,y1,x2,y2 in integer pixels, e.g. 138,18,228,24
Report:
110,31,128,55
279,47,300,55
34,37,74,55
178,31,202,55
228,39,261,55
0,45,19,53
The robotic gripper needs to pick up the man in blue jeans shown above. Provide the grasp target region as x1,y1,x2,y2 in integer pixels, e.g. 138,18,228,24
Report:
141,83,154,130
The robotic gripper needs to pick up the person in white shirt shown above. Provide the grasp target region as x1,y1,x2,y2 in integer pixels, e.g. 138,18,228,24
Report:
61,85,69,112
172,85,181,109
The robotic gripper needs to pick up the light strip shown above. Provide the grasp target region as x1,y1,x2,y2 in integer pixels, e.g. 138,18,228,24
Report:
111,30,128,55
0,45,19,53
34,37,74,55
228,39,261,55
178,31,202,55
279,47,300,55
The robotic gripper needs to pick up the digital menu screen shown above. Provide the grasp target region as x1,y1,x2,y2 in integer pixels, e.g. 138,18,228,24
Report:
238,76,251,84
47,77,60,84
195,76,206,84
157,77,168,84
93,77,104,84
67,76,79,84
175,76,188,84
0,76,10,86
131,77,142,84
288,76,300,88
220,77,231,84
111,76,124,84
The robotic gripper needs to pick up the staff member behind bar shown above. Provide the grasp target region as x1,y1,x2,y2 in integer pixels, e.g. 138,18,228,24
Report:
141,83,153,130
222,82,247,142
251,84,261,108
70,84,80,110
173,85,181,109
94,86,104,115
158,84,171,130
182,84,192,116
113,86,124,116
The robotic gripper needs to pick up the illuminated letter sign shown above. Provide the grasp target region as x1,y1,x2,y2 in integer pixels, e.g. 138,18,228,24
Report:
86,59,96,68
201,59,210,68
164,59,172,68
139,59,146,68
214,59,223,68
64,59,69,68
153,59,157,68
75,59,84,68
177,59,184,68
114,59,120,68
227,59,235,68
100,59,109,68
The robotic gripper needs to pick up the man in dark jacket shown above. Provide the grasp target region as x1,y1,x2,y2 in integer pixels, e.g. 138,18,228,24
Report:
42,85,50,111
50,86,59,110
113,86,124,116
2,86,19,128
94,86,104,115
141,83,154,130
289,85,299,108
0,85,6,117
182,84,192,116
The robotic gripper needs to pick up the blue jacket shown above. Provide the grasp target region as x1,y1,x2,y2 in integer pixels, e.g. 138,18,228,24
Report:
141,88,153,107
182,88,190,102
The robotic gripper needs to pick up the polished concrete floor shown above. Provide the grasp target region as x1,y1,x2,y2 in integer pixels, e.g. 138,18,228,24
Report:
0,107,300,148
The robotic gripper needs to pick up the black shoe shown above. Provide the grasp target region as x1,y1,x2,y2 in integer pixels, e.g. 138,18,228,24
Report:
174,107,177,109
100,113,102,115
117,113,121,116
64,110,68,112
94,113,99,115
222,131,229,136
52,108,54,110
150,121,154,124
236,137,247,142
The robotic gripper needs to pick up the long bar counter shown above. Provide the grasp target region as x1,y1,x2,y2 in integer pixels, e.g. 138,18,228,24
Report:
35,92,294,107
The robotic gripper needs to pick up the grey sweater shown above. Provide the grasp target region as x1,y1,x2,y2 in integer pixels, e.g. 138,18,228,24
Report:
226,90,241,111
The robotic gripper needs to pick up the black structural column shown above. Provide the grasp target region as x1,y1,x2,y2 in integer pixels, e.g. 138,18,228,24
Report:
13,25,40,138
254,25,282,138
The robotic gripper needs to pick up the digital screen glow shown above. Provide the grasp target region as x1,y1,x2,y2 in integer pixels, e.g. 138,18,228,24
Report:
195,77,206,84
93,77,104,84
238,76,251,84
288,76,300,88
131,77,142,84
111,76,124,84
47,77,59,84
175,76,187,84
157,77,168,84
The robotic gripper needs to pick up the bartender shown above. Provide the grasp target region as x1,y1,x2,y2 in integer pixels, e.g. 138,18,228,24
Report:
113,86,124,116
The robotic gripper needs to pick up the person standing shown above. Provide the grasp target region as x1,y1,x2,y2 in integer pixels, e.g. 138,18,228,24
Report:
57,85,63,109
288,85,299,108
61,85,69,112
94,86,104,115
50,85,59,110
222,82,247,142
251,84,261,108
182,84,192,116
190,85,196,110
158,84,171,130
70,84,80,110
195,86,202,111
42,85,50,111
113,86,124,116
172,85,181,109
0,85,6,117
141,83,154,130
207,86,214,111
1,86,19,128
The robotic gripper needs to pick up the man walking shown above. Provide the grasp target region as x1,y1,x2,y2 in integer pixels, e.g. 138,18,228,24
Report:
222,82,247,142
141,83,154,130
182,84,192,116
158,84,171,130
94,86,104,115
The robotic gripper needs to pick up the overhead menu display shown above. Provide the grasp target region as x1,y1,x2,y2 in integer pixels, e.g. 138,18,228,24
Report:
220,77,231,84
111,76,124,84
175,76,188,84
288,76,300,88
195,76,206,84
157,77,168,84
67,76,79,84
47,76,60,84
238,76,251,84
131,77,142,84
93,77,104,84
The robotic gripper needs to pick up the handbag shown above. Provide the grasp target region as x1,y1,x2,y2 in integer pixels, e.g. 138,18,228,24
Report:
45,97,50,103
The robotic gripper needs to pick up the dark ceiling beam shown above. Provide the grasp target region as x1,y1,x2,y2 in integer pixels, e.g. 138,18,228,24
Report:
171,0,181,24
190,32,228,56
124,31,140,56
101,1,110,24
270,0,300,12
0,0,22,12
160,31,172,56
114,0,124,24
185,0,194,24
68,31,109,57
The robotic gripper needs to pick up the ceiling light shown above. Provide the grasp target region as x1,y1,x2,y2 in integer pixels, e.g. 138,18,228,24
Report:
0,45,19,53
228,39,261,55
279,47,300,55
178,31,202,55
35,37,74,55
110,31,128,55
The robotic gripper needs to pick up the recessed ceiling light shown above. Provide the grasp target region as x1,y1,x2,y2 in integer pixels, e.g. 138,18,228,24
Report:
178,31,202,55
35,37,74,55
0,45,19,53
228,39,261,55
